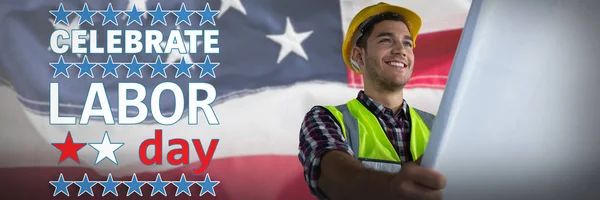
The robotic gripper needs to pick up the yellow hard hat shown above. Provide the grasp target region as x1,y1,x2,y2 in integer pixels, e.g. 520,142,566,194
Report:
342,2,422,74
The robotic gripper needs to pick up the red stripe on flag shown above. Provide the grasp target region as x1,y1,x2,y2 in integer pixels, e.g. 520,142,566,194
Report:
0,155,312,200
347,29,463,89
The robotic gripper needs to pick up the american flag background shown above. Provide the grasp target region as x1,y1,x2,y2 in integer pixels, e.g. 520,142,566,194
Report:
0,0,469,199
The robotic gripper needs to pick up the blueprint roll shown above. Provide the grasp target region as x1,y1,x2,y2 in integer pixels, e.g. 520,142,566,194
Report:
420,0,600,200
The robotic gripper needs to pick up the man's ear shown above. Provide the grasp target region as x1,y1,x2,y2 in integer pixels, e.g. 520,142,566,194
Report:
351,46,365,68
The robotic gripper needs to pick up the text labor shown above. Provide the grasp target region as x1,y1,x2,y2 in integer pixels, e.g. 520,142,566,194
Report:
49,82,220,125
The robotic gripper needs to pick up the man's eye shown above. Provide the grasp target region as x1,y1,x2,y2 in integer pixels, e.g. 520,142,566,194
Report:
380,38,392,43
404,42,413,47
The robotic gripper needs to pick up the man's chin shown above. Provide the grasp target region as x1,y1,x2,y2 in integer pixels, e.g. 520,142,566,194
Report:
379,81,407,92
392,79,410,87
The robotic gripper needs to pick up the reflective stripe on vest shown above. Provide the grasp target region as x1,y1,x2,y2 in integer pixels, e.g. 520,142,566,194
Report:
324,99,434,173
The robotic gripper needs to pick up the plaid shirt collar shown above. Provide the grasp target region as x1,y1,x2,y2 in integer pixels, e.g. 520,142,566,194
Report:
356,90,409,119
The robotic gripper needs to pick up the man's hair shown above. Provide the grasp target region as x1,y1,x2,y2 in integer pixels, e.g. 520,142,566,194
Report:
355,12,410,49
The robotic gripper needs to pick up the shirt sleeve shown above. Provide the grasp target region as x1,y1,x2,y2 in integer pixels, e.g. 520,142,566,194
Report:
298,106,354,199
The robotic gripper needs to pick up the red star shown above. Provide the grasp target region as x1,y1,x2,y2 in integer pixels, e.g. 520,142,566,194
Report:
52,132,87,164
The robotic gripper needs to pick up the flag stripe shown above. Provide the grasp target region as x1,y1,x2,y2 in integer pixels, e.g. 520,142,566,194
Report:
0,155,311,200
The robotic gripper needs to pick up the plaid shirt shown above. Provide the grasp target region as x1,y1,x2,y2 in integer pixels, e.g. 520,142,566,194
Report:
298,90,412,199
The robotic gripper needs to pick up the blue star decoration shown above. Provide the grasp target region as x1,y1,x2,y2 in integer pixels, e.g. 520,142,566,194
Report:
50,55,72,78
74,173,97,196
99,173,121,196
173,3,193,26
76,55,97,78
173,174,194,196
198,55,220,78
50,3,72,25
100,3,121,26
125,56,146,78
125,5,145,26
150,56,169,78
148,173,170,196
50,173,72,196
100,55,121,78
123,173,146,196
197,3,219,26
148,3,170,26
197,173,220,196
75,3,96,26
173,57,193,78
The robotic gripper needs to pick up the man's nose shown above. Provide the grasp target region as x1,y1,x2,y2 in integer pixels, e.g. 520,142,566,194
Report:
392,44,407,57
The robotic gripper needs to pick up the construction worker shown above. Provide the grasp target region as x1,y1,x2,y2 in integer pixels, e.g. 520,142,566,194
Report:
298,2,446,200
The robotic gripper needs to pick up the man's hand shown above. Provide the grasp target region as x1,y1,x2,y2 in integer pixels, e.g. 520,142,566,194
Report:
388,162,446,200
317,151,446,200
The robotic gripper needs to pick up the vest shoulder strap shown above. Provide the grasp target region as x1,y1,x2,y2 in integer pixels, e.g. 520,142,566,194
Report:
412,108,435,131
333,104,360,159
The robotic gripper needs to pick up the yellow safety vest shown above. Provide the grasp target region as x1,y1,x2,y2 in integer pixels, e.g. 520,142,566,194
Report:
323,99,434,172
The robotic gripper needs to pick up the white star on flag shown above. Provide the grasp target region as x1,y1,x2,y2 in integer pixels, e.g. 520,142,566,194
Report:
161,41,202,68
266,17,313,64
89,131,124,165
219,0,247,18
123,0,149,19
48,16,87,59
161,26,202,70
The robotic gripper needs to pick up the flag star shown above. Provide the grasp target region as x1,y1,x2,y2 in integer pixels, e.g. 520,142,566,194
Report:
266,17,313,64
123,0,149,20
100,55,121,78
124,56,146,78
148,3,169,26
173,174,194,196
99,174,121,196
172,57,194,78
173,3,193,26
123,174,146,196
218,0,247,18
197,173,220,196
148,174,170,196
161,38,201,69
51,131,86,164
89,131,124,165
99,3,121,26
50,173,72,196
197,55,220,78
75,3,96,26
125,5,145,26
74,173,97,196
49,3,72,25
198,3,220,26
150,56,169,78
50,55,72,78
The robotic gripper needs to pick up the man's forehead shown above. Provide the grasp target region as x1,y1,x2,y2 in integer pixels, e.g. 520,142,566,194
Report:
371,32,413,42
371,20,411,36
